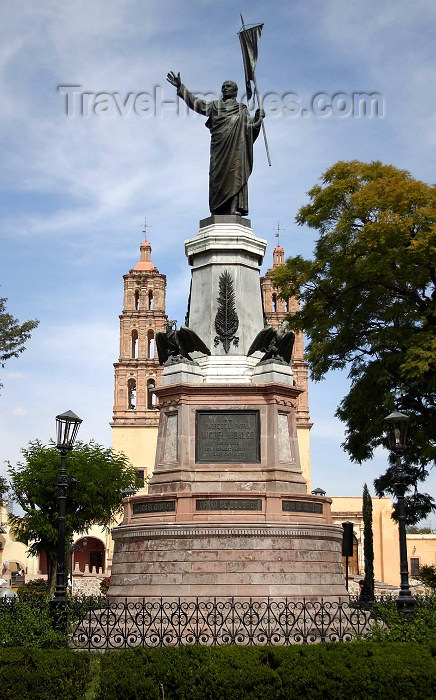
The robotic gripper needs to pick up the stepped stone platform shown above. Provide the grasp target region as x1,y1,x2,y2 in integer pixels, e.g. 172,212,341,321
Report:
110,510,345,599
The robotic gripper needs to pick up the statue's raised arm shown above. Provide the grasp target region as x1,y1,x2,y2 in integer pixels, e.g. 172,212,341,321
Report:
166,72,265,216
166,71,181,89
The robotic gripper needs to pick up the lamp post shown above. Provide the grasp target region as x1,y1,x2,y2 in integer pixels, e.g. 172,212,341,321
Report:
384,410,415,616
342,521,354,592
51,410,82,626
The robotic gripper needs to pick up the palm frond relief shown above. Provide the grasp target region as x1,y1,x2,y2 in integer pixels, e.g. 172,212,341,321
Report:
214,270,239,353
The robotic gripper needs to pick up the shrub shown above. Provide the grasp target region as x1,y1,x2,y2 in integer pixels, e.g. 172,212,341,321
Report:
1,598,65,648
100,576,110,594
0,648,91,700
368,595,436,643
415,564,436,591
17,578,49,601
96,643,436,700
1,594,109,648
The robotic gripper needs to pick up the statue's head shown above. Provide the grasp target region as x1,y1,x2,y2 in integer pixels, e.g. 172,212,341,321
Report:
221,81,238,99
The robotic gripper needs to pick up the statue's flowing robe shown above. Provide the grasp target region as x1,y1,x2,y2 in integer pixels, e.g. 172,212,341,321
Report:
177,85,261,215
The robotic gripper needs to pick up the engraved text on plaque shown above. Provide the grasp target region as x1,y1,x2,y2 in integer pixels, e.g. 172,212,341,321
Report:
196,411,260,463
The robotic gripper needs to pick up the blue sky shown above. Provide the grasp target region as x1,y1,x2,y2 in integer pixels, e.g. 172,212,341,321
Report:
0,0,435,517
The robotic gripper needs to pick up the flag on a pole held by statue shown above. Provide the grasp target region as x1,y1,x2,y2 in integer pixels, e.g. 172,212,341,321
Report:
238,24,263,100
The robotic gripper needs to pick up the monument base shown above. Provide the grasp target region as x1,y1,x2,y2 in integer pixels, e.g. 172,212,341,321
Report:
109,380,348,601
110,492,347,600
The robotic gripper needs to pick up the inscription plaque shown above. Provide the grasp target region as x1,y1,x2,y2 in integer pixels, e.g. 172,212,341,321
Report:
196,410,260,463
196,499,262,511
132,501,176,515
282,500,323,514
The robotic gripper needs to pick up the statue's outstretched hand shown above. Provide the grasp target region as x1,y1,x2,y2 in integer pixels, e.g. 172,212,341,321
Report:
254,108,266,121
167,71,181,89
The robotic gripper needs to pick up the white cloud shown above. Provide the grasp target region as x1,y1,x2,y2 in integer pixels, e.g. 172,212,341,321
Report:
11,407,28,416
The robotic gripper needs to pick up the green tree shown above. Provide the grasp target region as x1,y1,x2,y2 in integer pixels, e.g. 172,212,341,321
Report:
406,525,433,534
0,295,39,390
0,475,8,497
7,440,138,591
272,160,436,524
362,483,374,593
415,564,436,591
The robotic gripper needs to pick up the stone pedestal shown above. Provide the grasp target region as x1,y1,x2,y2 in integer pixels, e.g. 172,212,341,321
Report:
184,216,266,358
110,516,345,599
149,382,306,495
109,216,348,601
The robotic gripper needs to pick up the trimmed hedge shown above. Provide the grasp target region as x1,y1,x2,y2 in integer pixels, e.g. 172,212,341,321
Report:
97,642,436,700
1,643,435,699
0,648,91,700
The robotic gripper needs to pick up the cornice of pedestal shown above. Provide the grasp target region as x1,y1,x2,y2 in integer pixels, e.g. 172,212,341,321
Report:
112,522,342,543
153,381,303,405
185,218,267,265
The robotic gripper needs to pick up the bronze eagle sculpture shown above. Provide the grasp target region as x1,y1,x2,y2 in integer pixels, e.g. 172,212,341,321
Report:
247,321,295,365
156,321,211,366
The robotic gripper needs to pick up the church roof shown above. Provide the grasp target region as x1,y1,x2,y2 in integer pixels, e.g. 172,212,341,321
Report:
132,241,157,271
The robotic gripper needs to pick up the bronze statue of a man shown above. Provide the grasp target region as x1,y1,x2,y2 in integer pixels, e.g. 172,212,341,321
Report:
167,72,265,216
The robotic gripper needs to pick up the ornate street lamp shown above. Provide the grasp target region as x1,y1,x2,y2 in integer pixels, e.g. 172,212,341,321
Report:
311,487,326,496
51,411,82,625
122,487,137,498
56,410,82,450
384,410,415,615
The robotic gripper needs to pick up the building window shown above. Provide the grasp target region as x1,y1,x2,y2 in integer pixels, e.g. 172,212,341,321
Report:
410,557,420,576
148,290,154,310
271,293,277,312
134,290,140,310
147,330,155,359
284,299,289,313
147,378,156,409
136,469,145,488
127,378,136,409
131,329,138,358
90,551,104,572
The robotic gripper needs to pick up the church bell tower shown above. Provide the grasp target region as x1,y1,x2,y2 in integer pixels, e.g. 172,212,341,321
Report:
111,238,168,487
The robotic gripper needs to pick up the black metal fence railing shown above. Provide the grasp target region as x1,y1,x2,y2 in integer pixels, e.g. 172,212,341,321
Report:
70,597,374,650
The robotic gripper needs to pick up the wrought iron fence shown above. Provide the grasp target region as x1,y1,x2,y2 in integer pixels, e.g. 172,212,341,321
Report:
70,597,375,649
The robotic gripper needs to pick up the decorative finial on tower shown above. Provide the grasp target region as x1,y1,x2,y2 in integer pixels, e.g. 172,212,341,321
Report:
142,217,152,241
133,232,157,271
274,221,284,247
